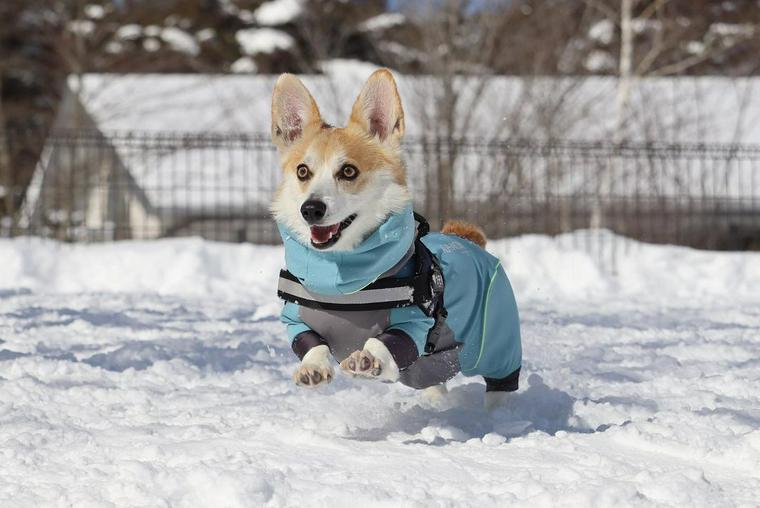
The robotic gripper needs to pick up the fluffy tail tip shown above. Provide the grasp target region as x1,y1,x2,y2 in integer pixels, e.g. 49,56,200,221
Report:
441,220,487,248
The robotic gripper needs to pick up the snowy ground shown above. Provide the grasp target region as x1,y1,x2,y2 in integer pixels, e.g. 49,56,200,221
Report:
0,233,759,507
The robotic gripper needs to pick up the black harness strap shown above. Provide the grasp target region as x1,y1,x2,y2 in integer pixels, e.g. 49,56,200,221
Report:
412,214,448,354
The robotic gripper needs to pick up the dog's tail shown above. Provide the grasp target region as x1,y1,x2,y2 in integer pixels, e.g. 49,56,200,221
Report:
441,220,487,248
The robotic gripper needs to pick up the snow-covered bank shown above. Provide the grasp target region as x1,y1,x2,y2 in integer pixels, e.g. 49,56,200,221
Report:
0,237,283,300
2,232,759,303
0,234,759,507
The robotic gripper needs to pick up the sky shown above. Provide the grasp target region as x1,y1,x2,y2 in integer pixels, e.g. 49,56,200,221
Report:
387,0,497,14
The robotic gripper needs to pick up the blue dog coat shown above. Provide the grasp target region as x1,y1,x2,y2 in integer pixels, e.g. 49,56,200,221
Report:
278,205,522,388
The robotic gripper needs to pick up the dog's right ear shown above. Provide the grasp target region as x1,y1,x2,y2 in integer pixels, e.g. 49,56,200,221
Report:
271,74,322,151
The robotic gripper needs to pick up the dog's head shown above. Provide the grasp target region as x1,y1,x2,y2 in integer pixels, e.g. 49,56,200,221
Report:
270,69,410,251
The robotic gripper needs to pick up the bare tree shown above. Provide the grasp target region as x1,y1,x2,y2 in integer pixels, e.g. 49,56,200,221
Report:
0,78,12,232
0,0,60,232
379,1,506,227
374,1,599,229
582,0,759,137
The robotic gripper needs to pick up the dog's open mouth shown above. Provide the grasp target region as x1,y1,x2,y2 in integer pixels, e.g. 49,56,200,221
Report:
310,214,357,249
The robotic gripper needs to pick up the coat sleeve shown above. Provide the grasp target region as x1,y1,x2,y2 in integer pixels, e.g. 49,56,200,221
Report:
281,302,327,360
281,302,310,341
387,305,435,356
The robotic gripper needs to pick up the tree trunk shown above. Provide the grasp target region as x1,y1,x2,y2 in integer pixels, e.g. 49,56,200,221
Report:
616,0,634,142
438,75,456,228
0,76,15,235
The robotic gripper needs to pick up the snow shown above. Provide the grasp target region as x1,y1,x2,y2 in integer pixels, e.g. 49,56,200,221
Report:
1,233,759,506
161,27,200,56
588,19,614,45
632,18,661,34
686,40,706,55
359,13,406,32
237,9,256,24
230,56,258,73
59,71,760,144
116,24,142,40
143,25,162,38
254,0,303,26
236,28,295,55
710,22,754,37
123,145,278,210
218,0,239,17
142,38,160,52
584,50,614,72
84,4,106,19
378,41,421,63
67,19,95,36
196,28,216,42
318,58,381,79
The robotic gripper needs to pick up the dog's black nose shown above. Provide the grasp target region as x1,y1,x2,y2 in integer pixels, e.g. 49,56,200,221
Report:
300,200,327,224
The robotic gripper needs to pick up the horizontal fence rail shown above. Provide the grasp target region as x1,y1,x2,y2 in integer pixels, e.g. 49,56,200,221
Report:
1,130,759,250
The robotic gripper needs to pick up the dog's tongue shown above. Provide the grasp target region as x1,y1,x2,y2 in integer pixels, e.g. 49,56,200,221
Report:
310,223,340,244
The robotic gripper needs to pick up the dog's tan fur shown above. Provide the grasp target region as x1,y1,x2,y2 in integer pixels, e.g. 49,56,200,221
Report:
270,69,410,251
271,69,406,188
277,128,407,193
441,220,487,248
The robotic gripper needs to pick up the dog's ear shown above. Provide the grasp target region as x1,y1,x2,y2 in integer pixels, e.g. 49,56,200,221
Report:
348,69,405,143
271,74,323,151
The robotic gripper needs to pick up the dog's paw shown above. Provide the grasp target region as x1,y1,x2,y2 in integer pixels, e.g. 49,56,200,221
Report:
340,350,383,378
293,363,334,387
293,344,334,388
339,338,400,382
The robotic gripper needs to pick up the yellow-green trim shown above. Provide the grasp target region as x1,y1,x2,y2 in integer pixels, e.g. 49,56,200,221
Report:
469,260,502,371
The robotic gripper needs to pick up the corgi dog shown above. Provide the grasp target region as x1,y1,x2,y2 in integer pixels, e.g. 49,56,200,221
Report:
270,69,522,407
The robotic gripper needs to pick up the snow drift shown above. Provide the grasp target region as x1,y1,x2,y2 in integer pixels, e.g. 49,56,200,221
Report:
2,232,758,304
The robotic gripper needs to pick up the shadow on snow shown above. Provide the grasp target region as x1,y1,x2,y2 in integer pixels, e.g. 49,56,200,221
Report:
342,373,585,443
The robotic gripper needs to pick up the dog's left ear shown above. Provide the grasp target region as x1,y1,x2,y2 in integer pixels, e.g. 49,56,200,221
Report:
348,69,405,143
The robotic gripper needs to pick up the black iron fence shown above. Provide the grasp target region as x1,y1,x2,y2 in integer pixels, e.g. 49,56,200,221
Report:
2,130,759,250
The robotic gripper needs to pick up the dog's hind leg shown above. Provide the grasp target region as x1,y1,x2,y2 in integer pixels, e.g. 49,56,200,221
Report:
484,391,512,411
483,368,520,410
422,383,448,405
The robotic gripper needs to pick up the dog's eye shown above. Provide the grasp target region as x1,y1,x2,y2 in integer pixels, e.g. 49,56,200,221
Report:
296,164,311,181
338,164,359,180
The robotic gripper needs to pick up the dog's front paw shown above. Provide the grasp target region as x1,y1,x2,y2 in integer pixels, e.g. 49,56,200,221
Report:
340,350,383,378
293,344,334,388
293,363,334,387
339,338,400,382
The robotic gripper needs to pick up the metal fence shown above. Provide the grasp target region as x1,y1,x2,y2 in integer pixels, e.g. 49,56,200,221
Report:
2,130,760,250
